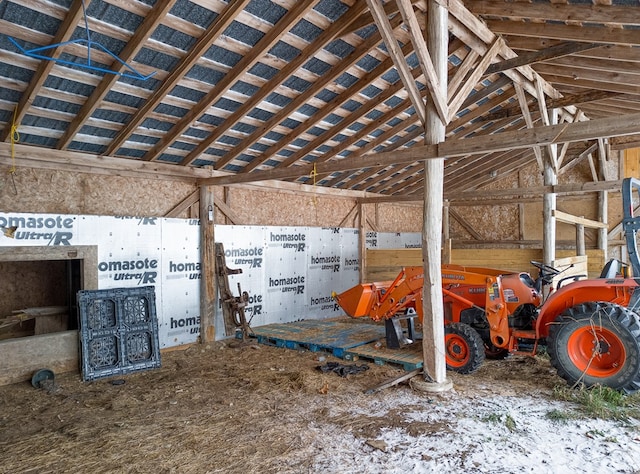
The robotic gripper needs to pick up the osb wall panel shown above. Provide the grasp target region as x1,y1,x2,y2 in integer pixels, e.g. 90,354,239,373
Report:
0,260,66,316
369,203,422,232
451,204,519,241
624,148,640,178
214,187,359,227
0,169,197,217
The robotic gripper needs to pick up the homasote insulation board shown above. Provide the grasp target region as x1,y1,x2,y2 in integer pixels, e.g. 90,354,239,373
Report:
0,213,412,348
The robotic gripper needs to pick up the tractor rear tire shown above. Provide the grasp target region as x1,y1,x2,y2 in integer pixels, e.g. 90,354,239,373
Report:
548,302,640,394
444,322,485,374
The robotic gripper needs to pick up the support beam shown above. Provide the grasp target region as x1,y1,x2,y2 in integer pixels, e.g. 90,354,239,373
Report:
485,41,602,76
165,189,199,218
514,83,543,171
449,208,484,240
576,224,586,256
358,202,367,283
421,0,448,387
395,0,448,124
198,111,640,187
214,200,240,225
447,37,503,122
552,210,607,229
543,157,557,274
598,182,609,260
199,186,216,343
366,0,426,125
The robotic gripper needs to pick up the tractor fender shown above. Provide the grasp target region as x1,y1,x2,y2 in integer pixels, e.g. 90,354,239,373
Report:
535,277,640,338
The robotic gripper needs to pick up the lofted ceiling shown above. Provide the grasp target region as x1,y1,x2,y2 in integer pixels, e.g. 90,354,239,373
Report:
0,0,639,197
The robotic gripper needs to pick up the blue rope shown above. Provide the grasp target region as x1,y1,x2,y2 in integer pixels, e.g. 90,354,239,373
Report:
7,0,155,81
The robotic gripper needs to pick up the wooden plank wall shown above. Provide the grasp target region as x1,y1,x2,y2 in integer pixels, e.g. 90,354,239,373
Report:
624,148,640,178
365,248,605,282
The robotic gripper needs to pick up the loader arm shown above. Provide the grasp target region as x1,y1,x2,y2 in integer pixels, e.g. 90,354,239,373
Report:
370,266,424,320
334,266,513,349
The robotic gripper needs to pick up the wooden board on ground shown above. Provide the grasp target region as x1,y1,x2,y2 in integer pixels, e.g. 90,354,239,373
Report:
250,319,385,357
344,340,424,371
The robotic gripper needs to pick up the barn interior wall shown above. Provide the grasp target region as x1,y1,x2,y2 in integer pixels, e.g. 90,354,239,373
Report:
0,160,617,244
0,168,427,232
460,158,616,245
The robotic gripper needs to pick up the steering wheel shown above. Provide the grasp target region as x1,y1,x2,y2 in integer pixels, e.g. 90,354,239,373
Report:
530,260,561,278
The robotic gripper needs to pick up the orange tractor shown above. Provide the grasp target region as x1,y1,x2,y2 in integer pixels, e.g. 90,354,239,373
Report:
333,178,640,393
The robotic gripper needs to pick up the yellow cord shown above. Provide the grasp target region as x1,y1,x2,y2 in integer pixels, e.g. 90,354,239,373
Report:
309,163,318,207
9,105,19,174
310,163,317,186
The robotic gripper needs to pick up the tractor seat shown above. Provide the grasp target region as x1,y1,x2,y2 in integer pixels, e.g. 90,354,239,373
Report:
599,259,626,278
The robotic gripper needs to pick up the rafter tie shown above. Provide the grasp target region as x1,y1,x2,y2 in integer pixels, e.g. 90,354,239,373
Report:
8,106,19,194
310,163,318,206
9,106,19,174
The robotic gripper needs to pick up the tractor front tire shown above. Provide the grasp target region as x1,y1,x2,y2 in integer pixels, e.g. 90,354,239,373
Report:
548,302,640,394
444,322,485,374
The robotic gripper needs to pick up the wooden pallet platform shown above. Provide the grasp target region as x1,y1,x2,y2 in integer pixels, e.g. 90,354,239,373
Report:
250,319,385,357
250,318,423,371
344,340,424,371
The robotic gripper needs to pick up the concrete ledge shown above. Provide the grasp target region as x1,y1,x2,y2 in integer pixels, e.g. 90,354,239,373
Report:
0,331,79,386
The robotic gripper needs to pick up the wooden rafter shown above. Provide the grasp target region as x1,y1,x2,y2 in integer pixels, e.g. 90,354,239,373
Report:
198,110,640,187
104,0,253,157
485,20,640,47
472,2,640,27
514,82,544,171
485,42,603,76
238,17,408,174
485,89,621,121
2,0,640,198
56,0,177,150
180,1,370,169
366,0,426,126
395,0,448,124
143,1,318,162
1,0,89,142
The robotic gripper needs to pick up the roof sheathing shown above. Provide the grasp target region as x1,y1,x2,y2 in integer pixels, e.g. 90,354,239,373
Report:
2,0,639,194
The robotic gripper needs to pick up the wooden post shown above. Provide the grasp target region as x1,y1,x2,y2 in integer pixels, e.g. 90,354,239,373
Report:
576,223,586,256
358,201,366,283
421,0,448,385
518,170,526,248
199,185,216,343
598,191,608,261
542,154,557,272
442,200,451,264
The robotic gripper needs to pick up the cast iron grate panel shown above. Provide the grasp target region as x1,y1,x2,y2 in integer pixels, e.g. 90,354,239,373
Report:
78,286,161,381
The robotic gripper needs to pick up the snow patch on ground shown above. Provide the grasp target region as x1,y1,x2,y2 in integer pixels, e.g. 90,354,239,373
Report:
307,390,640,473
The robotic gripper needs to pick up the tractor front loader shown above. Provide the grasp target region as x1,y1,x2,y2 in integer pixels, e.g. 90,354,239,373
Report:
333,178,640,393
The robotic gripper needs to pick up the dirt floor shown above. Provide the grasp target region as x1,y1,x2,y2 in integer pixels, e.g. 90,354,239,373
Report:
1,329,639,473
